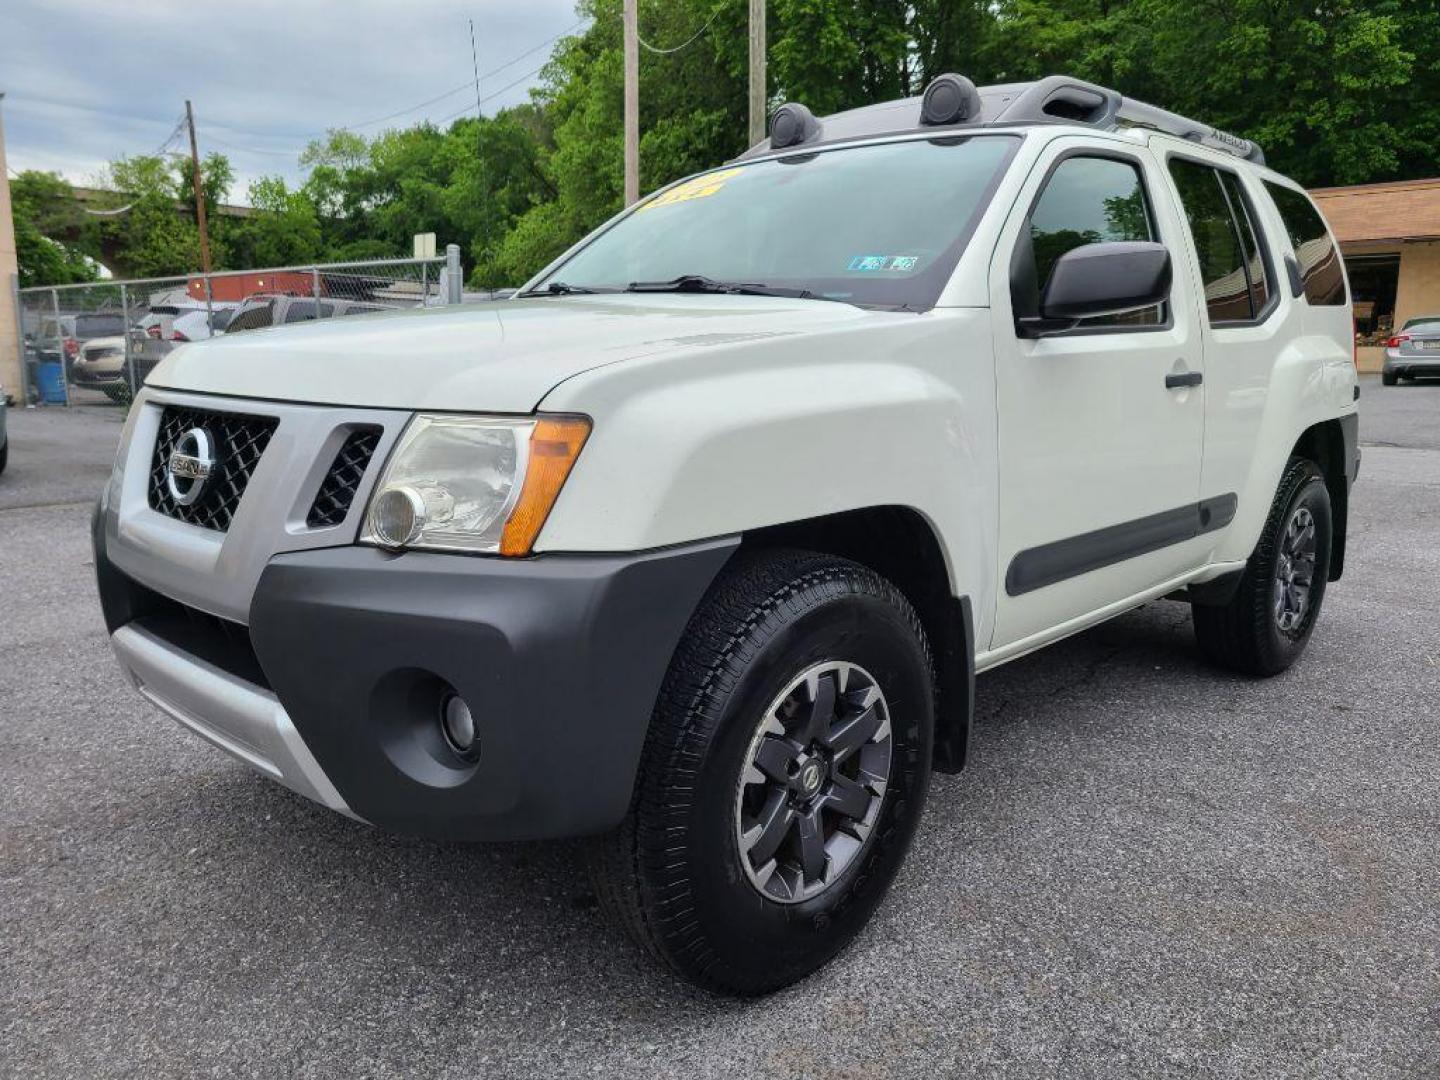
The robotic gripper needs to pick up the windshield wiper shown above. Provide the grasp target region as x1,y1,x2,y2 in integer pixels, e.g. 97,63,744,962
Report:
625,274,820,300
518,281,612,297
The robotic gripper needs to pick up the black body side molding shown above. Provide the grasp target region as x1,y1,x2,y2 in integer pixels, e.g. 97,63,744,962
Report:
1006,494,1237,596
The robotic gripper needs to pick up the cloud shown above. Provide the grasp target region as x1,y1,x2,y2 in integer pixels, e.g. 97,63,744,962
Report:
2,0,583,202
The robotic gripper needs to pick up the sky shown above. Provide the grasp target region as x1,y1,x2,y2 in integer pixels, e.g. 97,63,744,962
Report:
1,0,584,203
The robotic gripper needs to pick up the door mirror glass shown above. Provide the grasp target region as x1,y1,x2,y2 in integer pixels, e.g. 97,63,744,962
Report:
1028,241,1172,331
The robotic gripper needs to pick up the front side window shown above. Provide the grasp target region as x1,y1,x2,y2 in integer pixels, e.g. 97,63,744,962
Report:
1265,183,1346,306
1168,159,1272,323
533,135,1020,310
1020,155,1164,328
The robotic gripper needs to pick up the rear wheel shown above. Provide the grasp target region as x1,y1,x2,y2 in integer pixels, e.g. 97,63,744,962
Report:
1382,370,1398,386
1193,458,1331,676
590,549,934,995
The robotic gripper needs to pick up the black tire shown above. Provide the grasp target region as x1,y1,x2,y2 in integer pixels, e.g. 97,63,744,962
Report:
1382,370,1398,386
0,439,7,475
1193,457,1332,677
590,548,934,995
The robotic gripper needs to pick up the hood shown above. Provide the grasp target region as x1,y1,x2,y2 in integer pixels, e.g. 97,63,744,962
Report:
145,294,894,412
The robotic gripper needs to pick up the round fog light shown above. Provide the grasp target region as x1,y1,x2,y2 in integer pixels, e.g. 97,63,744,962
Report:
371,485,426,548
440,694,478,759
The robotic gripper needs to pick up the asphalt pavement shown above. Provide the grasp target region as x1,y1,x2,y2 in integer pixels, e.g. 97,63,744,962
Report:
2,377,1437,1079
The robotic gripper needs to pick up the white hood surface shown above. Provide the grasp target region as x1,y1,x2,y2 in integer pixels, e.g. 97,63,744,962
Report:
147,294,895,412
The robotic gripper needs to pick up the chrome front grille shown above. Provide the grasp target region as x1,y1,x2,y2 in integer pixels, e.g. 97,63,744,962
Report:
147,405,278,532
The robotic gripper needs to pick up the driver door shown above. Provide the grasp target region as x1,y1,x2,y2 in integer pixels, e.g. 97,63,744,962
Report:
987,140,1210,650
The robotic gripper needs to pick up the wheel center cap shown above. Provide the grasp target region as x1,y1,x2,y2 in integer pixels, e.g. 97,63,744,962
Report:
798,759,825,797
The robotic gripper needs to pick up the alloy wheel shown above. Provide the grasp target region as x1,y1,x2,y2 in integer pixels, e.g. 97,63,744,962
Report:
734,661,893,904
1274,505,1318,635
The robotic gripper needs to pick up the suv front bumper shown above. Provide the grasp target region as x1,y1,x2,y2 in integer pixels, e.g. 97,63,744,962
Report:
95,504,737,841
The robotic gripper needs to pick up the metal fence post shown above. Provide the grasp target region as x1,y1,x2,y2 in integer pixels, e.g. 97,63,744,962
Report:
446,245,462,305
9,273,29,408
312,266,323,318
420,260,428,307
204,274,214,332
121,283,137,396
50,287,70,407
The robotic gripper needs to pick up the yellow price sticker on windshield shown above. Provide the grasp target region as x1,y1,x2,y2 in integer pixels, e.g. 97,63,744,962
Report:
638,168,744,212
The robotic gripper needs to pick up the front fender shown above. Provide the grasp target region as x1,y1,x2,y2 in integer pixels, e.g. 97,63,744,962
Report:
535,308,1000,640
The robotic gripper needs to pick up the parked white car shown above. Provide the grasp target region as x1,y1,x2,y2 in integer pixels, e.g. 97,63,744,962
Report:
169,308,233,342
93,74,1358,995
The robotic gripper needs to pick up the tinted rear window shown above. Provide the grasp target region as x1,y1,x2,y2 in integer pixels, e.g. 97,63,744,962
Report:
1264,183,1346,305
76,314,125,336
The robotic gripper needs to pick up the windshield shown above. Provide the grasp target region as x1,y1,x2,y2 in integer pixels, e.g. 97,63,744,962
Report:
535,135,1019,310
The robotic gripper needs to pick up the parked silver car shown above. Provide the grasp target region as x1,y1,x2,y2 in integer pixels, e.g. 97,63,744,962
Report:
1382,316,1440,385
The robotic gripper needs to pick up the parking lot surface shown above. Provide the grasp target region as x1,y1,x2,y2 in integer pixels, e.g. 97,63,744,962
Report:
2,378,1437,1079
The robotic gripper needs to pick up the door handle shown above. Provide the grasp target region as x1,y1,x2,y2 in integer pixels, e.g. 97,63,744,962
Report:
1165,371,1203,389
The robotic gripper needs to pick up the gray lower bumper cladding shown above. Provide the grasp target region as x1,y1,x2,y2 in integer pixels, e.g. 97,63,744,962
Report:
94,500,737,842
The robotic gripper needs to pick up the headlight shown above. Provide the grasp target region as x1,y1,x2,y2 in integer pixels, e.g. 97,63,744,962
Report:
360,414,590,556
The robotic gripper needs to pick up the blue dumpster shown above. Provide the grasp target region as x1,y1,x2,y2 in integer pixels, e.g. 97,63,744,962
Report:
35,360,67,404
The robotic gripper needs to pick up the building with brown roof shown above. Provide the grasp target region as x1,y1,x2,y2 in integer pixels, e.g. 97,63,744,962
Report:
1310,178,1440,371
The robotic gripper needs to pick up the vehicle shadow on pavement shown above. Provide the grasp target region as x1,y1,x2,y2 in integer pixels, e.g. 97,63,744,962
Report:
149,599,1218,1009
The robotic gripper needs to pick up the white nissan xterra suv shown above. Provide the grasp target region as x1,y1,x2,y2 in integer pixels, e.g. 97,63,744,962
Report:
94,75,1360,995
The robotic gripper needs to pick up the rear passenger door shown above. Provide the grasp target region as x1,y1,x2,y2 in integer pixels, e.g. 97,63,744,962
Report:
1158,152,1287,534
988,140,1209,649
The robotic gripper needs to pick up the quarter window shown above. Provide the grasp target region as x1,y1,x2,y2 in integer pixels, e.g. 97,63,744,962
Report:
1167,159,1272,323
1219,172,1270,316
1022,156,1164,328
1264,183,1347,306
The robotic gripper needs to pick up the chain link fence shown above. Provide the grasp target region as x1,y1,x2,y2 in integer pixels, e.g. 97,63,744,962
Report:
14,247,461,408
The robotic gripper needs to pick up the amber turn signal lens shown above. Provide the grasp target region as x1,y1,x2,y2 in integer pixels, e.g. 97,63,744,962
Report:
499,416,591,556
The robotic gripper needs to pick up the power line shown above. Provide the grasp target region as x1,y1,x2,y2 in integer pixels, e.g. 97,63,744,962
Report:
201,131,300,158
636,3,728,55
328,19,583,134
433,63,550,125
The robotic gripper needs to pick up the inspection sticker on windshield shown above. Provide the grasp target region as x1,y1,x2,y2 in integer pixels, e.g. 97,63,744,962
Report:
847,255,920,272
639,168,745,212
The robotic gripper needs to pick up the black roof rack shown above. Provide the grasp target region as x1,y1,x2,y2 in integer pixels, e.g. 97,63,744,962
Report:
741,74,1265,166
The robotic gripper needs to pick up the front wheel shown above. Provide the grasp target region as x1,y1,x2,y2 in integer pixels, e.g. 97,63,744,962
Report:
590,549,934,995
1193,458,1332,676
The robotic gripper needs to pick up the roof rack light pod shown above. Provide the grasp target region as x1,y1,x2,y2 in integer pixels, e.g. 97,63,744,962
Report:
920,73,982,126
769,103,821,150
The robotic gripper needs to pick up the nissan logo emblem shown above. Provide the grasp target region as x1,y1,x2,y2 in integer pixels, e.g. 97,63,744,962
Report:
166,427,216,506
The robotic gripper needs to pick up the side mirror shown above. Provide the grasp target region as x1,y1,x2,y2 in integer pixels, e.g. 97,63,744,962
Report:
1022,241,1172,335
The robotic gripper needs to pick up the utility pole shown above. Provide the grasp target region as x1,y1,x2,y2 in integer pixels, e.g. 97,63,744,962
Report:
185,100,212,274
622,0,639,206
748,0,766,146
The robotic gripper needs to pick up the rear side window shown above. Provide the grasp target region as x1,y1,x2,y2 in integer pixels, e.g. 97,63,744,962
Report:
227,302,274,332
1167,159,1272,323
1264,183,1346,305
1022,155,1164,328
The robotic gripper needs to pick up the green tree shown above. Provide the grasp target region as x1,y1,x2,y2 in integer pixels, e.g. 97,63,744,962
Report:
10,171,100,287
227,177,324,267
